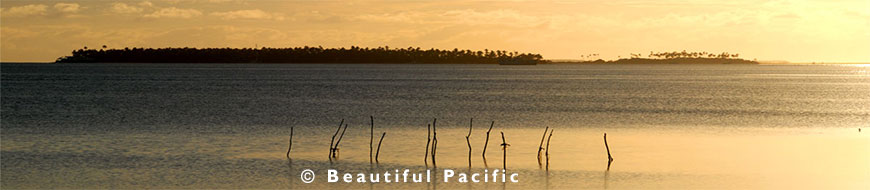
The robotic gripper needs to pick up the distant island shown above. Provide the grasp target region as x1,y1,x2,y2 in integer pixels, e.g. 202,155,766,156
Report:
54,47,757,64
551,57,758,64
550,51,757,64
55,46,545,64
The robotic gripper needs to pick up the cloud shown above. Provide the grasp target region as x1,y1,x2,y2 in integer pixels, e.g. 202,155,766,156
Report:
53,3,81,13
355,12,425,24
139,1,155,8
162,0,244,4
1,4,48,17
210,9,284,20
205,0,243,3
111,3,143,14
144,7,202,18
355,9,546,28
440,9,545,28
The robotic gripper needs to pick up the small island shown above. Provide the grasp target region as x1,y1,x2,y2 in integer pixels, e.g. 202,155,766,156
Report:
54,47,757,65
551,51,757,64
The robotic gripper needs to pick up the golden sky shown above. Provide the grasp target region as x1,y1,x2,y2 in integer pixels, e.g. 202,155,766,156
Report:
1,0,868,62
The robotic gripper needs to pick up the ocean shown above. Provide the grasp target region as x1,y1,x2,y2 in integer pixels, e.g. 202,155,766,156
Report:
2,63,868,189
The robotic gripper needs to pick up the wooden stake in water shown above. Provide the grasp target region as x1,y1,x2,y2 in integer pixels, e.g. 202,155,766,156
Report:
329,119,344,161
370,116,374,165
431,118,438,168
466,118,473,168
376,132,386,164
500,131,510,170
482,121,494,164
604,133,614,170
537,126,549,167
425,124,431,167
286,127,294,159
333,124,348,158
546,129,554,171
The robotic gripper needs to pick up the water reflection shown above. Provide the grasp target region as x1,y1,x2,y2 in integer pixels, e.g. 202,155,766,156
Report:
1,127,867,189
286,158,294,189
603,169,610,189
545,170,551,190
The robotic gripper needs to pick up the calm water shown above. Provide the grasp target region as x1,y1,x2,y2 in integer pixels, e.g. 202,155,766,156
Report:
2,63,869,189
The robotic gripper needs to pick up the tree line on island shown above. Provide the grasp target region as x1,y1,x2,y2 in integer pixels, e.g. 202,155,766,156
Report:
570,50,757,64
631,50,740,59
56,46,756,64
55,46,545,64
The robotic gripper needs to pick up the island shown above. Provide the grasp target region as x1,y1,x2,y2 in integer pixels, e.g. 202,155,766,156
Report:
54,46,545,64
550,51,757,64
54,47,757,65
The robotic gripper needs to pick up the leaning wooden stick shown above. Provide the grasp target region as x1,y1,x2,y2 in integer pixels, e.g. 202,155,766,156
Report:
333,124,348,158
431,118,438,168
482,121,494,160
432,138,438,168
376,132,386,164
370,116,374,165
500,131,510,170
329,119,344,160
286,127,294,159
537,126,549,167
604,133,614,170
466,118,473,168
545,129,553,170
604,133,614,162
424,124,431,167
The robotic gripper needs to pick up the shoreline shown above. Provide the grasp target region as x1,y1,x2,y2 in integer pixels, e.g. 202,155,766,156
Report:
5,61,870,65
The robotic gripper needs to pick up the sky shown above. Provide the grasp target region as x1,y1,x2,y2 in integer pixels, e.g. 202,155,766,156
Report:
1,0,868,63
